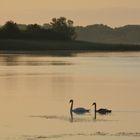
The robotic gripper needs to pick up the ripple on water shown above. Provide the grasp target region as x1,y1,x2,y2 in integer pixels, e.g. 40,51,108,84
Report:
16,132,140,140
30,115,117,123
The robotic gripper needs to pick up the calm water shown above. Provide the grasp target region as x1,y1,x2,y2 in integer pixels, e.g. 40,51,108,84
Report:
0,52,140,140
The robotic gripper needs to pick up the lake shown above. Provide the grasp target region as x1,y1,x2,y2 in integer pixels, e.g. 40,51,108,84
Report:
0,51,140,140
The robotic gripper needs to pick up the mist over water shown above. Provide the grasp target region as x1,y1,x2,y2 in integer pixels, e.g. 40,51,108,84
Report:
0,52,140,140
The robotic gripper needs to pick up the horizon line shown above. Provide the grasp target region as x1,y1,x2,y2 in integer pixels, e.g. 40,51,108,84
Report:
0,20,140,28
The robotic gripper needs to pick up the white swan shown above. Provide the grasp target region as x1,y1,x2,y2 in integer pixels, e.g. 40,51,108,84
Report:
70,99,90,115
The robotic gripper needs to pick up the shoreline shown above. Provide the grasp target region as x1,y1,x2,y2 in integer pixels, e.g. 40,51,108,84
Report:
0,39,140,52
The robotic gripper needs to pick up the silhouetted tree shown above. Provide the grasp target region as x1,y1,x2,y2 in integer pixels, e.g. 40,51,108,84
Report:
50,17,76,40
24,24,43,39
26,24,42,33
43,23,52,29
1,21,21,38
0,17,77,40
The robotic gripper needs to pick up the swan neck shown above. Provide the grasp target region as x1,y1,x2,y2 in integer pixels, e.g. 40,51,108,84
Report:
70,101,73,122
70,101,73,113
94,103,97,111
94,103,97,119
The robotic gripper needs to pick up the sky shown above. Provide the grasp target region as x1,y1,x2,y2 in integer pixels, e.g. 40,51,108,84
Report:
0,0,140,27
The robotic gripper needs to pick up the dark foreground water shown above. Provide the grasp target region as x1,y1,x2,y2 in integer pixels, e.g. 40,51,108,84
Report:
0,52,140,140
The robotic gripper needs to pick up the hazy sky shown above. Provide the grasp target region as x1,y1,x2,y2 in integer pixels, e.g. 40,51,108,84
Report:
1,0,140,27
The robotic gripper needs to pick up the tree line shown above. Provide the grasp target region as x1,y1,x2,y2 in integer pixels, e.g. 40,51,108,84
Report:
0,17,76,40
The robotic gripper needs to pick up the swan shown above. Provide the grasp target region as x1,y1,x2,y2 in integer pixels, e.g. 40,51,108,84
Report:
69,99,90,115
92,102,112,119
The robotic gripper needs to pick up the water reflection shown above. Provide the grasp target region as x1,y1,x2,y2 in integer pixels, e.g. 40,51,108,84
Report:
0,54,20,66
0,54,73,66
30,115,115,123
0,50,75,57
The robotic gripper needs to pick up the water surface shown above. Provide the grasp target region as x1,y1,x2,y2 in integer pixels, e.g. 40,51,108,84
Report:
0,52,140,140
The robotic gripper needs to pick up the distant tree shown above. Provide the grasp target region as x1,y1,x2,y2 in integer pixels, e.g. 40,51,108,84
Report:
1,21,21,38
50,17,76,40
17,24,27,30
25,24,43,39
26,24,42,33
43,23,52,29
